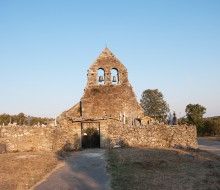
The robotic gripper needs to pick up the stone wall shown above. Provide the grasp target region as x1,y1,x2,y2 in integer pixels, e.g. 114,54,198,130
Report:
0,126,54,152
106,123,198,149
0,125,81,153
0,122,198,153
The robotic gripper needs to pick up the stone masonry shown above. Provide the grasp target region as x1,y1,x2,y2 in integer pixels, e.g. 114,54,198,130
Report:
0,125,80,153
107,123,198,148
81,48,144,119
57,48,198,150
0,122,198,153
0,48,198,153
59,48,144,124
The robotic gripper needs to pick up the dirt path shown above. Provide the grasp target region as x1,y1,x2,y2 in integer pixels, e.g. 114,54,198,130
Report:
198,138,220,156
32,149,111,190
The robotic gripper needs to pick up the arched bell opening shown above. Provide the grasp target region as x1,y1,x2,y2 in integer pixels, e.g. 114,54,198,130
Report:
111,68,119,84
97,68,105,85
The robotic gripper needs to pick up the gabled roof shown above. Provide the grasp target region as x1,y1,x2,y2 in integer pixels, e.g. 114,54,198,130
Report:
89,48,127,71
97,47,115,59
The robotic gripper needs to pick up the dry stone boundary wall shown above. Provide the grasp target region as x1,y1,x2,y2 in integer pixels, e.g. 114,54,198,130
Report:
0,124,80,153
0,123,198,153
107,124,198,149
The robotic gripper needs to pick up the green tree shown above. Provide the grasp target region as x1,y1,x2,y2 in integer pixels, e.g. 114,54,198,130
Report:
84,127,99,136
0,113,54,126
0,114,10,125
140,89,170,122
185,104,206,127
178,117,188,125
16,113,26,125
203,117,220,136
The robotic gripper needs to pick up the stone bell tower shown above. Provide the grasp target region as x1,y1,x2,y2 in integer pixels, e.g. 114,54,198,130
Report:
58,48,143,126
80,48,143,119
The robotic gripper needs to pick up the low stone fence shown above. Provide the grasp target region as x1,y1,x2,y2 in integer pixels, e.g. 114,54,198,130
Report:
0,122,198,153
107,124,198,149
0,126,54,152
0,124,81,153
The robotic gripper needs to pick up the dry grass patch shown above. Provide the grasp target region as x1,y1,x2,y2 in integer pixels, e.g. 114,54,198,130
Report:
108,148,220,190
0,152,60,190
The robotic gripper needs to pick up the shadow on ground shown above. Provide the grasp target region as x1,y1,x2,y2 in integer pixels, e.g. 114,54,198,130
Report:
33,139,220,190
33,148,110,190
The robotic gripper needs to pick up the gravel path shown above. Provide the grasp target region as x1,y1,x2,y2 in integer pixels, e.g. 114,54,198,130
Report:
33,149,111,190
198,138,220,156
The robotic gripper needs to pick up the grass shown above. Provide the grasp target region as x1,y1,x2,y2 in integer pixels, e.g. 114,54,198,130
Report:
0,152,60,190
108,148,220,190
1,147,220,190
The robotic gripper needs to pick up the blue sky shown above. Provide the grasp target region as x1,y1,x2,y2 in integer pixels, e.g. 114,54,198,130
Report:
0,0,219,118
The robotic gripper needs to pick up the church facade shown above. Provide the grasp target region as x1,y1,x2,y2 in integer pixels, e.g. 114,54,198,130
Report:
0,49,198,153
57,48,197,150
58,48,144,148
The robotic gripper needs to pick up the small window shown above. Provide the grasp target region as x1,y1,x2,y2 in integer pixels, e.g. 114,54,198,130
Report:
98,68,105,84
111,68,119,84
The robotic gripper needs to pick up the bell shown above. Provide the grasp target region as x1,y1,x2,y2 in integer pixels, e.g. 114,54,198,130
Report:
112,76,117,82
99,76,104,82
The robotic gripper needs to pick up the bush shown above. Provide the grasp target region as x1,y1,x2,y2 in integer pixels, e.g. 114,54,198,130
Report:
197,117,220,136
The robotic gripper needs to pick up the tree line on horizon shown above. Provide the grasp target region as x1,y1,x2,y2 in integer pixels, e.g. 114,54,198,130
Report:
0,113,54,126
140,89,220,136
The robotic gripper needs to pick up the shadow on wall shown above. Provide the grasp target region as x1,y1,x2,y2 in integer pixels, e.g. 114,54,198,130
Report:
0,144,6,153
55,139,80,157
105,134,199,152
52,127,81,153
108,138,128,148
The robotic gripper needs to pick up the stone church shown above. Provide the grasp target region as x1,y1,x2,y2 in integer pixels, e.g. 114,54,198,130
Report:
58,48,144,148
0,48,197,153
57,48,197,150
